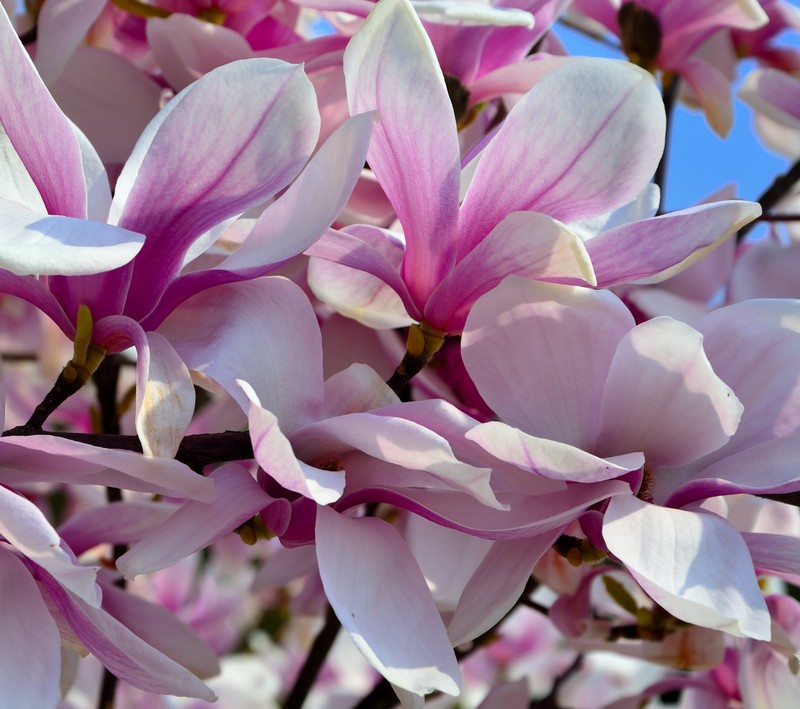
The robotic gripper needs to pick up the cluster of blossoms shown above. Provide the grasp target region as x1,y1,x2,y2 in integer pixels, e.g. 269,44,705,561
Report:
2,0,800,706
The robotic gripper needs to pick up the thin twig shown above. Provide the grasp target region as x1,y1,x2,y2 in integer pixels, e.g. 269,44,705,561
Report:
283,607,341,709
654,73,680,214
738,156,800,242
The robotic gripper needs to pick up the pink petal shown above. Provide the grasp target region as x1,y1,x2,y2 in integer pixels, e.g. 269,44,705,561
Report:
101,581,219,679
740,641,800,707
293,411,502,509
49,46,163,167
158,277,324,432
146,14,254,92
425,210,596,332
344,0,461,303
111,58,320,321
341,460,630,540
0,271,73,334
459,59,665,252
242,383,345,505
664,433,800,508
729,239,800,301
468,54,572,106
743,532,800,577
696,299,800,457
467,421,644,482
739,67,800,130
33,0,106,85
116,464,271,578
34,565,215,699
221,112,375,272
316,506,461,697
58,501,176,556
0,6,87,217
0,436,216,501
0,484,100,605
462,277,634,450
588,201,760,288
680,57,734,138
0,548,61,707
603,496,771,640
476,678,530,709
320,363,399,419
306,226,419,327
596,317,743,467
447,532,558,646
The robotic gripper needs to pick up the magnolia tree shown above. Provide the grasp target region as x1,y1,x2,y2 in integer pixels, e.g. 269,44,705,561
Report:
1,0,800,706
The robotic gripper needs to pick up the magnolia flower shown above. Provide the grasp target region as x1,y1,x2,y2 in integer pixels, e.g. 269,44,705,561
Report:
461,276,781,640
307,0,759,343
572,0,769,136
0,8,372,456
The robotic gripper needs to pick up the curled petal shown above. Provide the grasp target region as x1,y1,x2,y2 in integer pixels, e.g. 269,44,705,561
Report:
117,464,272,578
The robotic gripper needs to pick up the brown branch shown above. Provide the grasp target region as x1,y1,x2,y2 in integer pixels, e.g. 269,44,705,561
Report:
738,156,800,242
2,427,254,473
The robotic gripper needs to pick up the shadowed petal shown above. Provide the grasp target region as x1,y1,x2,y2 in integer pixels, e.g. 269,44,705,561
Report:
159,277,324,433
0,436,215,501
117,464,272,577
596,317,743,467
462,277,634,449
146,14,254,92
34,0,106,85
603,496,770,640
467,421,644,482
0,549,60,708
33,564,215,699
0,484,100,605
447,532,558,646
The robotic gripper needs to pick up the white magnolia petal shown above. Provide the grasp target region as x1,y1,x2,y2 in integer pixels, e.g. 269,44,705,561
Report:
0,200,143,275
134,331,195,459
0,548,61,707
0,484,100,606
447,532,558,646
316,506,460,696
604,496,771,640
117,464,271,578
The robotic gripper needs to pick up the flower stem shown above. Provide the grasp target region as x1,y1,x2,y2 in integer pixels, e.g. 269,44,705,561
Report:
386,323,446,396
283,607,341,709
654,72,679,214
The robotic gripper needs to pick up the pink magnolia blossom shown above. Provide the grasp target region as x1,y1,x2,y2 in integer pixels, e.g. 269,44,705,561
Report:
461,276,774,640
307,0,759,339
731,0,800,73
0,9,372,456
572,0,769,136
